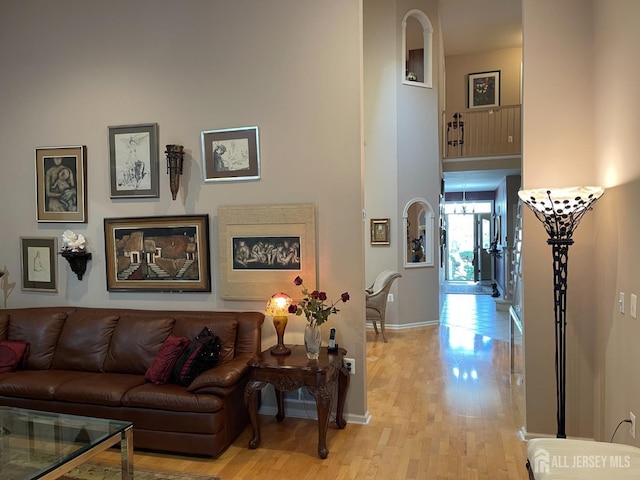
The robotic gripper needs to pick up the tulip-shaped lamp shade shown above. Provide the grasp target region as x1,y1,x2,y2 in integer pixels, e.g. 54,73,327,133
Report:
265,292,293,356
518,186,604,438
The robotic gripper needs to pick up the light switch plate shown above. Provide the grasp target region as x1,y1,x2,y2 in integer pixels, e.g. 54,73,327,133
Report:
631,294,637,319
620,292,625,314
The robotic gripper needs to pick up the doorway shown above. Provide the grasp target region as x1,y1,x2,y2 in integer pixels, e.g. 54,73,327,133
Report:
443,201,493,284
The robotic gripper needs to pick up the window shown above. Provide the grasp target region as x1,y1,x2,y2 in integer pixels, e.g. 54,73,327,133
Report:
402,9,433,88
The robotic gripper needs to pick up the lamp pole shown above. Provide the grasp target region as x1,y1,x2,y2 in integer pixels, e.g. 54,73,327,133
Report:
518,186,604,439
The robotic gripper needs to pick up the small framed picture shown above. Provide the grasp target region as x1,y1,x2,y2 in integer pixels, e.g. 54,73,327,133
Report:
35,145,87,223
370,218,390,245
20,237,58,292
108,123,159,198
201,126,260,183
468,70,500,109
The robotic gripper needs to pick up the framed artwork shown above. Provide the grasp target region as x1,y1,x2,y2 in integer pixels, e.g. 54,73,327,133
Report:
20,237,57,292
370,218,390,245
35,145,87,223
108,123,159,198
468,70,500,109
201,126,260,183
103,215,211,292
218,204,316,300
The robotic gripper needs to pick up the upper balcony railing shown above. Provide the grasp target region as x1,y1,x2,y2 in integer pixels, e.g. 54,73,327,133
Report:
442,104,521,159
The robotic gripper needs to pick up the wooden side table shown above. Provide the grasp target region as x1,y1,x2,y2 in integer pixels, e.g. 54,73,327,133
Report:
244,345,349,459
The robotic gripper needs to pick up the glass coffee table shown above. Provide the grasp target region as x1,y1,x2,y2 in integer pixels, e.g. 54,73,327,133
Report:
0,406,133,479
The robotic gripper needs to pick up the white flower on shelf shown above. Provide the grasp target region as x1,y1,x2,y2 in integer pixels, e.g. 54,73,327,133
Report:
61,230,86,252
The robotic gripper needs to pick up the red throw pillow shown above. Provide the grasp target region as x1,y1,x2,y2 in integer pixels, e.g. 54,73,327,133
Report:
145,335,189,385
0,341,29,373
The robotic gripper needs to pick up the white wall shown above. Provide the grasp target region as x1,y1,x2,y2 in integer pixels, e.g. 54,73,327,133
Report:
363,0,441,331
0,0,367,418
592,0,640,444
522,0,597,438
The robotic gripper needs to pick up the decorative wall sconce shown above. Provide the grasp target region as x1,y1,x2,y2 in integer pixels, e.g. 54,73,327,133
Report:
165,144,185,200
60,230,91,280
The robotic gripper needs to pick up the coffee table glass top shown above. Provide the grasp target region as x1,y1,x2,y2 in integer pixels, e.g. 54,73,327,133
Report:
0,406,132,479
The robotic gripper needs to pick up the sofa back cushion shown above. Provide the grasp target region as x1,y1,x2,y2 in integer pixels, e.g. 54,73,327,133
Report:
52,311,119,372
7,309,68,370
0,313,8,340
103,316,175,374
171,315,237,364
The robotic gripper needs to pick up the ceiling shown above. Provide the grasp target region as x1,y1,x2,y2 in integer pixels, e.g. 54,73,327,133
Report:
439,0,522,193
439,0,523,57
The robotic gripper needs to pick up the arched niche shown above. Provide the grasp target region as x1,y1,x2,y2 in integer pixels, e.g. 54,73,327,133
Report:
403,197,435,268
402,9,433,88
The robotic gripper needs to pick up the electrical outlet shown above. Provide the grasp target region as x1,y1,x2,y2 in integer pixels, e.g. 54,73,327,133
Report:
343,357,355,375
631,411,636,438
387,293,394,302
507,135,514,143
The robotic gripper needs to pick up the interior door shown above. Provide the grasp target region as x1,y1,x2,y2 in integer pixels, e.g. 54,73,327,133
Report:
475,213,492,282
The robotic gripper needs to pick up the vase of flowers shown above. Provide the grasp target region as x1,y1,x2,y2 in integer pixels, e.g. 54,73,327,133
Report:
288,276,350,360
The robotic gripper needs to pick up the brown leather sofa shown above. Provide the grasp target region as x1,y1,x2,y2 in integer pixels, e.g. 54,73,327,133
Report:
0,306,264,457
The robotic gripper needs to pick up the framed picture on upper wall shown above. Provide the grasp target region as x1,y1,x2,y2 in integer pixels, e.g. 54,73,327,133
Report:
108,123,159,198
370,218,390,245
103,214,211,292
20,237,57,292
217,204,316,300
468,70,501,109
36,145,87,223
201,126,260,183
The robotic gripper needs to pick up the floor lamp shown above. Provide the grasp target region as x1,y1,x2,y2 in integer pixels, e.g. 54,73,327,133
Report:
518,186,604,439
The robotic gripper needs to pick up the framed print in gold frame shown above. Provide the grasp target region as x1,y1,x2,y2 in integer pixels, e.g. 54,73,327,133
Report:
370,218,390,245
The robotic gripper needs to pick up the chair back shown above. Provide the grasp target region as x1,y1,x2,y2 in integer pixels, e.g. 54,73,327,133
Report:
371,270,401,294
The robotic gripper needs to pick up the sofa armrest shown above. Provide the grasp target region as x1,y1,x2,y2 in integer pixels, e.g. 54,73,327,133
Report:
187,353,253,392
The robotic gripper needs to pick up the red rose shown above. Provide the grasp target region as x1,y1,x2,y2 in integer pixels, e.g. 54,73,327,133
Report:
341,292,350,302
294,276,303,286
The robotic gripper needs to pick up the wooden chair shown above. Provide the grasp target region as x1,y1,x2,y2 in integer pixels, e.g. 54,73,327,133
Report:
365,271,401,342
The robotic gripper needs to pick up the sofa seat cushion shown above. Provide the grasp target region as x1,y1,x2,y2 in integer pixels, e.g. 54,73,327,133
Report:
104,317,175,374
8,309,70,370
0,370,94,400
122,383,223,413
53,373,146,406
52,311,119,372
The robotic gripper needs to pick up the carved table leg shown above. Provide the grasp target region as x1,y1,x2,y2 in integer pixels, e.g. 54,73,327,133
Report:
310,384,332,459
335,365,350,429
275,388,285,422
244,380,266,449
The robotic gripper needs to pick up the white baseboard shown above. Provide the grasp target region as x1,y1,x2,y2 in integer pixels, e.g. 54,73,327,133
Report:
366,320,439,331
259,402,371,425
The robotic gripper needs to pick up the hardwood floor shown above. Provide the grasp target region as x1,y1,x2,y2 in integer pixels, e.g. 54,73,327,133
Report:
97,294,528,479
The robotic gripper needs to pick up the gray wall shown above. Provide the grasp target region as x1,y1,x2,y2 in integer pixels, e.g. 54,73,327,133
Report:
0,0,367,419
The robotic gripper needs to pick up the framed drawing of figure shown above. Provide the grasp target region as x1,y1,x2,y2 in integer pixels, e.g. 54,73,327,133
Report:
20,237,57,292
108,123,160,198
35,145,87,223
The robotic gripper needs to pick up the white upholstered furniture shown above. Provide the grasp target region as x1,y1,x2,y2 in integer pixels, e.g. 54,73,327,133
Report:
527,437,640,479
365,270,401,343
